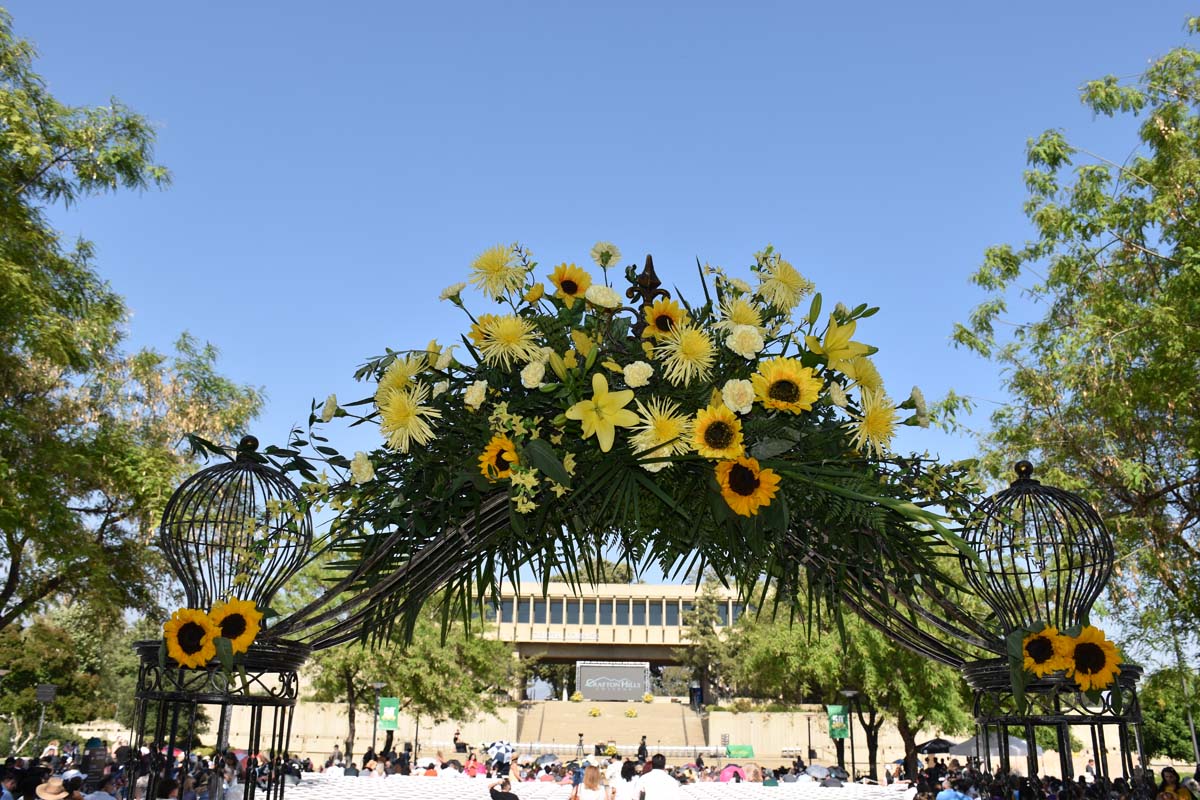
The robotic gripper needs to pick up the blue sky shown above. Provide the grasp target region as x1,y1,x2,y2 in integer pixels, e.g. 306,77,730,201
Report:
7,3,1194,581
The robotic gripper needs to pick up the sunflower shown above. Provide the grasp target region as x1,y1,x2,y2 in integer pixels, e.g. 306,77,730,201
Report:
692,404,744,460
479,433,520,480
641,298,689,341
209,598,263,655
475,314,542,369
751,358,823,414
379,381,441,453
548,263,592,308
655,326,714,387
1022,626,1070,677
163,608,220,669
716,456,781,516
1064,626,1122,692
629,398,693,472
469,244,526,299
374,354,427,407
846,388,897,458
757,259,813,311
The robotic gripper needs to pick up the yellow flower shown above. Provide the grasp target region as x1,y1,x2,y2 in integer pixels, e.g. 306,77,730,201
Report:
470,244,525,299
751,358,823,414
1022,627,1070,678
714,296,764,334
375,354,426,407
842,357,884,393
846,388,897,457
757,259,813,311
806,316,870,371
379,382,441,452
641,298,689,340
564,373,639,453
524,282,545,303
549,263,592,308
163,608,219,669
476,314,541,369
655,326,714,387
350,451,375,484
479,433,520,480
716,456,780,517
692,404,744,460
630,398,692,472
209,598,263,655
1064,626,1122,692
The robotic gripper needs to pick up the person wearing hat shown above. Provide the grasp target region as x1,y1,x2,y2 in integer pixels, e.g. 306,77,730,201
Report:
35,777,70,800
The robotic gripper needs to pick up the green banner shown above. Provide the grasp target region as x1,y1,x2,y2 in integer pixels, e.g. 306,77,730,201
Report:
725,744,755,758
827,704,849,740
379,697,400,731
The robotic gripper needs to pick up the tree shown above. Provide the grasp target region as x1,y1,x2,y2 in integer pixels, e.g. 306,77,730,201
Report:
1139,666,1200,761
952,17,1200,639
677,582,738,704
0,9,260,630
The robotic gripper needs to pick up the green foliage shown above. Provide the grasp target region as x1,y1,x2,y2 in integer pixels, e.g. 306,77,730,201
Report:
954,17,1200,640
677,582,739,700
1139,667,1200,761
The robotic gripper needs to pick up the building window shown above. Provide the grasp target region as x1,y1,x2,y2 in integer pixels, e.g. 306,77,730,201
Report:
583,600,596,625
550,599,564,624
599,599,613,625
534,599,547,624
632,600,647,625
649,600,663,626
518,599,531,624
616,600,631,626
731,602,745,624
500,599,514,623
566,600,580,625
717,602,729,626
665,601,679,626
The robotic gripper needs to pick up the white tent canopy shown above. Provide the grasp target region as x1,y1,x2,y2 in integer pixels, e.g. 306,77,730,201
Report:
948,733,1044,759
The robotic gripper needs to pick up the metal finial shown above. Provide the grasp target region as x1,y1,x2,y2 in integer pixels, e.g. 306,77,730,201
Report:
626,255,670,339
1012,460,1037,484
236,434,260,462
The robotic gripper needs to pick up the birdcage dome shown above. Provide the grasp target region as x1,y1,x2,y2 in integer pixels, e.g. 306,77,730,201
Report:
960,460,1113,637
159,435,313,612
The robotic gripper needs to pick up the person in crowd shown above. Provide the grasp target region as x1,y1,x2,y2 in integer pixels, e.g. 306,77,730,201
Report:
35,777,70,800
465,752,482,777
612,761,639,800
636,737,648,765
1158,767,1186,800
153,778,177,799
1,770,17,800
489,777,520,800
570,765,608,800
636,754,679,800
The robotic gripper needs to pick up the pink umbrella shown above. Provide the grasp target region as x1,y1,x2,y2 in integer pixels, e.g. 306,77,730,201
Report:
719,765,746,782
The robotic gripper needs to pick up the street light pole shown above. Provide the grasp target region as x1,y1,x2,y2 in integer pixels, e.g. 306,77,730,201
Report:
841,689,859,782
370,682,386,755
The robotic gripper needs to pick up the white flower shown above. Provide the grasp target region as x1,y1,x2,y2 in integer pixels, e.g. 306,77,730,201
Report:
320,393,338,423
584,284,622,309
590,241,622,269
432,380,449,398
520,361,546,389
623,361,654,388
911,386,929,428
725,324,765,359
464,379,488,410
435,345,457,371
827,382,848,408
350,451,375,484
721,379,755,415
727,277,752,294
439,282,467,301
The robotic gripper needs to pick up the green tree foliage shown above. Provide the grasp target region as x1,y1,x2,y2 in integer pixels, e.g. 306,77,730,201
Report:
953,17,1200,637
0,9,261,629
678,583,738,703
1139,666,1200,761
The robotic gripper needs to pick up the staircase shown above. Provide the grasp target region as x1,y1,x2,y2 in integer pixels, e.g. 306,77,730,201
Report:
515,701,708,755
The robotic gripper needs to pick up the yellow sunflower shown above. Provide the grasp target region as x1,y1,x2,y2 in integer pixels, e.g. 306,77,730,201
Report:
548,263,592,308
629,397,693,472
716,456,781,517
475,314,542,369
641,298,689,340
846,388,897,458
479,433,520,480
655,326,714,387
1021,626,1070,677
379,381,441,453
163,608,219,669
470,244,526,300
209,598,263,655
751,358,823,414
692,404,744,460
1063,626,1122,692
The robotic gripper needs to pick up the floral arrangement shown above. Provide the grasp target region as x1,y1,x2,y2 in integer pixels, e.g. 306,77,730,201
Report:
1011,622,1122,702
569,691,584,702
624,708,638,718
642,692,654,703
588,706,602,718
162,598,263,670
604,744,618,757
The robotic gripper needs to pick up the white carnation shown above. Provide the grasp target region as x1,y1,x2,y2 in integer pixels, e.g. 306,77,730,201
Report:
439,282,467,301
827,382,848,408
590,241,622,269
721,379,755,415
520,361,546,389
350,451,375,484
464,379,488,410
584,284,622,309
320,393,338,423
432,380,449,398
623,361,654,388
725,324,765,359
435,345,457,371
911,386,929,428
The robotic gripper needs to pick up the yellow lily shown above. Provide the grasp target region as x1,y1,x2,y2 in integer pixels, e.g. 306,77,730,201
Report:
565,373,639,452
806,315,870,371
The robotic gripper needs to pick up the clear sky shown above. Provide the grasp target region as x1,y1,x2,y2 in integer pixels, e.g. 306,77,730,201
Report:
7,3,1194,519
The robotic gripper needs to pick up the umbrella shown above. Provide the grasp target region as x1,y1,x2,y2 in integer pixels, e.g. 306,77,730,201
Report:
805,764,830,779
948,734,1042,758
446,759,462,770
535,754,561,767
719,764,746,782
515,753,535,765
487,741,514,762
917,738,956,754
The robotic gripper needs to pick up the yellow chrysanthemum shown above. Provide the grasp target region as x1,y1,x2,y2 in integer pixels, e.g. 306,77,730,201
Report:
1064,626,1122,692
374,354,427,407
655,326,714,387
692,404,744,460
846,388,897,458
842,357,884,393
379,381,441,453
716,456,781,517
806,316,871,371
476,314,542,369
757,259,813,311
479,433,520,480
564,373,639,453
549,263,593,308
524,282,545,303
209,598,263,655
1022,627,1071,678
470,244,526,300
713,295,764,334
641,298,689,341
751,358,823,414
163,608,219,669
629,398,693,472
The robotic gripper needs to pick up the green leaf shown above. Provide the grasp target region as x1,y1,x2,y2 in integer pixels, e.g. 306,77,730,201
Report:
522,439,571,487
158,641,167,670
215,636,235,675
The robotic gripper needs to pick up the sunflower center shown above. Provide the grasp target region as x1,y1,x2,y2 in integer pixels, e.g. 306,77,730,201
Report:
1073,642,1107,675
728,464,760,496
655,314,674,332
561,279,578,295
220,614,248,641
178,621,206,655
768,379,800,403
1025,636,1054,664
494,450,511,471
703,422,735,450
